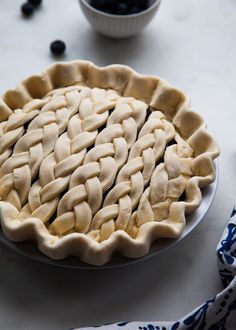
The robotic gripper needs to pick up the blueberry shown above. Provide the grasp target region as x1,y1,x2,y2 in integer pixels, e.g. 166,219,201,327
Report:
28,0,42,7
103,8,113,14
106,0,116,5
129,6,142,14
106,0,118,9
130,0,149,10
50,40,66,56
21,2,34,16
90,0,106,10
141,1,149,10
115,2,129,15
130,0,145,5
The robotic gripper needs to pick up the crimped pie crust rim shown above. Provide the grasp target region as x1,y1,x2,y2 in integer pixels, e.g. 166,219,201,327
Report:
0,60,219,265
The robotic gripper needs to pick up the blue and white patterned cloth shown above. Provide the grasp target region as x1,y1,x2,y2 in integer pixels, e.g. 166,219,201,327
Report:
78,209,236,330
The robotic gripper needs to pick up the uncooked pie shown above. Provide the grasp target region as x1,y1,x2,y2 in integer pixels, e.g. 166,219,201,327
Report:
0,61,219,265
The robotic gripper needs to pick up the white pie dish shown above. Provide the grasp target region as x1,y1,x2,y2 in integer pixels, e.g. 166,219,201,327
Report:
0,60,219,266
79,0,162,38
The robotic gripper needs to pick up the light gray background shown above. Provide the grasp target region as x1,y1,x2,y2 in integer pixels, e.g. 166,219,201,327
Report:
0,0,236,329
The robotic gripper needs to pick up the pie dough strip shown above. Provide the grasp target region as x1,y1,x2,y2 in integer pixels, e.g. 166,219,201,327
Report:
49,97,148,235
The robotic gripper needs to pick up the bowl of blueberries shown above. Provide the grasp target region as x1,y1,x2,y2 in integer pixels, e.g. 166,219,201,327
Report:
79,0,161,38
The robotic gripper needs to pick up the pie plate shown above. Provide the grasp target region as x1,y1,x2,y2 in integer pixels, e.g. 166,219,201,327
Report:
0,61,219,267
0,160,218,269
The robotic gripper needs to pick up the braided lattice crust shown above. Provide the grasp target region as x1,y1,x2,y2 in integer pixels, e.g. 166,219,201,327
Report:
0,61,219,265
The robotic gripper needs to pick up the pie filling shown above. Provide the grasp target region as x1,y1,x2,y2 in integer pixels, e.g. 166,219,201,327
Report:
0,84,194,243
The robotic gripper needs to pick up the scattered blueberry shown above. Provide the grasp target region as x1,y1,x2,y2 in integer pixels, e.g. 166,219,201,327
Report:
28,0,42,7
21,2,34,16
50,40,66,56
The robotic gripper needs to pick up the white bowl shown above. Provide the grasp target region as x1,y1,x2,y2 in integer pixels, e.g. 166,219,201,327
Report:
79,0,161,38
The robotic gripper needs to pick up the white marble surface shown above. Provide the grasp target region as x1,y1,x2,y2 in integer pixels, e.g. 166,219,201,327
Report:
0,0,236,329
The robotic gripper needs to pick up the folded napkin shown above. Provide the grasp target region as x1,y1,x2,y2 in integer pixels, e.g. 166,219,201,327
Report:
77,209,236,330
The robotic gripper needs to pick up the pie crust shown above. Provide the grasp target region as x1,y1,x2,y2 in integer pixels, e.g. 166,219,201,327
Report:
0,61,219,265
